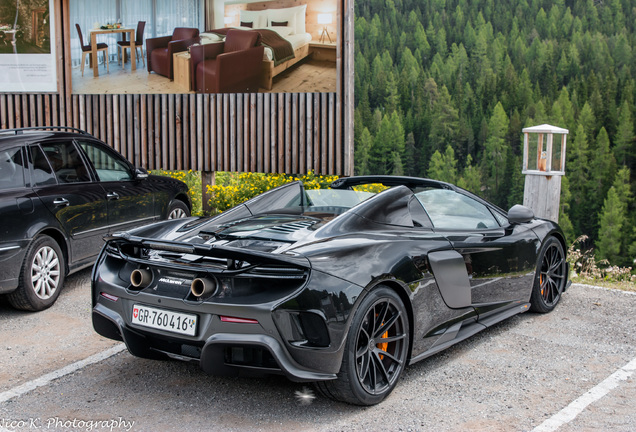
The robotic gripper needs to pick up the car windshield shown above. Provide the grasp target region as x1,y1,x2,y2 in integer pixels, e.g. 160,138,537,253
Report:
415,189,499,230
305,189,375,208
239,181,380,217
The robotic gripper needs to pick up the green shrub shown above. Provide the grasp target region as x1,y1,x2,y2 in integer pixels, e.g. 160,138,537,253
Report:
208,171,338,212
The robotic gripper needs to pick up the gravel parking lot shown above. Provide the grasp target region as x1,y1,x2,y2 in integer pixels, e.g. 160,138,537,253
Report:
1,270,635,432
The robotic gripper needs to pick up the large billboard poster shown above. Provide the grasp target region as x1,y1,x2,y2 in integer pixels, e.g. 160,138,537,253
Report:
69,0,337,95
0,0,58,92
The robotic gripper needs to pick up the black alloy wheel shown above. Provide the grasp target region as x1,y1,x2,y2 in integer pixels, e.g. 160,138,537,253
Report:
316,286,409,405
530,237,566,313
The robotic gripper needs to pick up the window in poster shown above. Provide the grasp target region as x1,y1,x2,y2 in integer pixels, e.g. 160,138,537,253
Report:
0,0,58,93
69,0,337,95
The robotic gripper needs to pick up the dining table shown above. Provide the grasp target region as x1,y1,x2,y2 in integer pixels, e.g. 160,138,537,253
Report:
88,27,136,77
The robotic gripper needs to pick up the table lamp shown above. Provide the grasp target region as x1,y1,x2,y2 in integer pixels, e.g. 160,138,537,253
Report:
318,14,332,43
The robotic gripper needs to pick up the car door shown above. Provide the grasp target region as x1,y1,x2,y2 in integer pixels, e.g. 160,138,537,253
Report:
415,188,540,310
29,141,109,264
75,139,156,234
0,146,33,285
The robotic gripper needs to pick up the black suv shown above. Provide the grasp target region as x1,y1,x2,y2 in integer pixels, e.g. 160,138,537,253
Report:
0,127,191,311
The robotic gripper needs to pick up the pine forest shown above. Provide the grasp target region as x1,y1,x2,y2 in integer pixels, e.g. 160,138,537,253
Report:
352,0,636,268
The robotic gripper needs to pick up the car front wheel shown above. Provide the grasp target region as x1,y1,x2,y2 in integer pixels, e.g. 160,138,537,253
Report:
8,235,65,311
316,286,410,405
530,236,567,313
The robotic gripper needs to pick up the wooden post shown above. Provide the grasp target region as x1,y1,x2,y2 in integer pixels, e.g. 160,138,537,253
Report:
521,124,569,223
202,171,216,215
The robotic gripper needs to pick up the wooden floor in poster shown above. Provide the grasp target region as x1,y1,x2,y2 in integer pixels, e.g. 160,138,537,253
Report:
71,57,337,95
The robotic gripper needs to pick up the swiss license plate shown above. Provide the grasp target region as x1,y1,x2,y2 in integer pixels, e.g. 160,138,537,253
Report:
131,304,197,336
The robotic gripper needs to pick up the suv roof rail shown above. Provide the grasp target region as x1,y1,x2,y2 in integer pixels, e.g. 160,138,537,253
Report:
0,126,90,136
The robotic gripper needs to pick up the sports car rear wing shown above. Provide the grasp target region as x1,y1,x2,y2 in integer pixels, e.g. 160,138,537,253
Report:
105,232,311,270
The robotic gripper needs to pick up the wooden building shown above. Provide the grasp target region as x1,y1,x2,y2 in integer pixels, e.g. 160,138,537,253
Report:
0,0,354,177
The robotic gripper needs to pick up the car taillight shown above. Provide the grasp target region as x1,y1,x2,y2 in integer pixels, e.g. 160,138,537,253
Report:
100,292,119,302
220,316,258,324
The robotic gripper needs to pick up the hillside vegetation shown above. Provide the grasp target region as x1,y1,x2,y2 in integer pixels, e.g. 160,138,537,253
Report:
353,0,636,268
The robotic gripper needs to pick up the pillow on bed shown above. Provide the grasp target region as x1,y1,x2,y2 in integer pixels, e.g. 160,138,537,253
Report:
267,5,306,35
240,21,253,28
271,20,288,26
293,5,307,34
200,32,223,42
264,26,294,38
266,8,298,34
240,10,266,28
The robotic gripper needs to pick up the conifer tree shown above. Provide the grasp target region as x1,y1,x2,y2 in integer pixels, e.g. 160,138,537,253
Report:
568,124,590,236
482,102,509,202
428,85,459,159
370,112,405,175
559,176,575,244
614,100,634,167
427,145,458,183
355,127,373,176
610,167,633,265
457,155,482,195
506,154,525,210
588,127,617,237
596,187,625,264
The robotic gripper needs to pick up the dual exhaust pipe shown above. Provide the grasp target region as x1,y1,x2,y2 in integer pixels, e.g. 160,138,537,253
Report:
130,268,152,288
130,269,217,298
190,277,217,298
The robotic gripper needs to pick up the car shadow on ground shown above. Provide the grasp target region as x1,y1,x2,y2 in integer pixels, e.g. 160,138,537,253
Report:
0,267,93,317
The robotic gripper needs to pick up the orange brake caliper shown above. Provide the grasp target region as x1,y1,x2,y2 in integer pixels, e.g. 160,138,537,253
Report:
378,330,388,359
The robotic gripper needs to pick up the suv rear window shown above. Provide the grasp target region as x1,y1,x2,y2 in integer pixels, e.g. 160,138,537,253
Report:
41,142,91,184
30,145,57,186
0,147,27,190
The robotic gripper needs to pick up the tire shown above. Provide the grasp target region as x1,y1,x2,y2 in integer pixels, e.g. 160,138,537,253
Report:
316,286,409,405
8,235,65,311
530,236,567,313
167,200,190,219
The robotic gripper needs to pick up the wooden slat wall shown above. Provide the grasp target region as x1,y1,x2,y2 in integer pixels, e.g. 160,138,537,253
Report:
0,92,345,175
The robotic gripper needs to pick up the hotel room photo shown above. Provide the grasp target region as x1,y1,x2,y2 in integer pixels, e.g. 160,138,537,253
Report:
70,0,338,95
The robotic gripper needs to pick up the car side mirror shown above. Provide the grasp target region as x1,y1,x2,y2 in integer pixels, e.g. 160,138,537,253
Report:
507,204,534,224
135,167,149,180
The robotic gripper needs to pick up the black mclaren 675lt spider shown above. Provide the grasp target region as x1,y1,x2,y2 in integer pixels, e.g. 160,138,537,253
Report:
92,176,569,405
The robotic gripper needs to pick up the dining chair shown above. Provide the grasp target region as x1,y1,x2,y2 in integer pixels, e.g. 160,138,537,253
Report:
76,24,109,76
117,21,146,68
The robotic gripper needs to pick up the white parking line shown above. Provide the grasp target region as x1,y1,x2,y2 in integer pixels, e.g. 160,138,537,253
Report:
533,356,636,432
573,283,636,296
0,344,126,404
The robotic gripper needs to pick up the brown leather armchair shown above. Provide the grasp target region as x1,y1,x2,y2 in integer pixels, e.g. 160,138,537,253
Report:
146,27,200,79
189,29,264,93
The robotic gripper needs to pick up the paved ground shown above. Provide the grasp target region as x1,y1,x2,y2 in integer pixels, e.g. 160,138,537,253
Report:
1,271,634,432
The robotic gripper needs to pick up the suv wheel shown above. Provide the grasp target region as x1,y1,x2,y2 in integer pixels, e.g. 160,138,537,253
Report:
168,200,190,219
8,235,65,311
